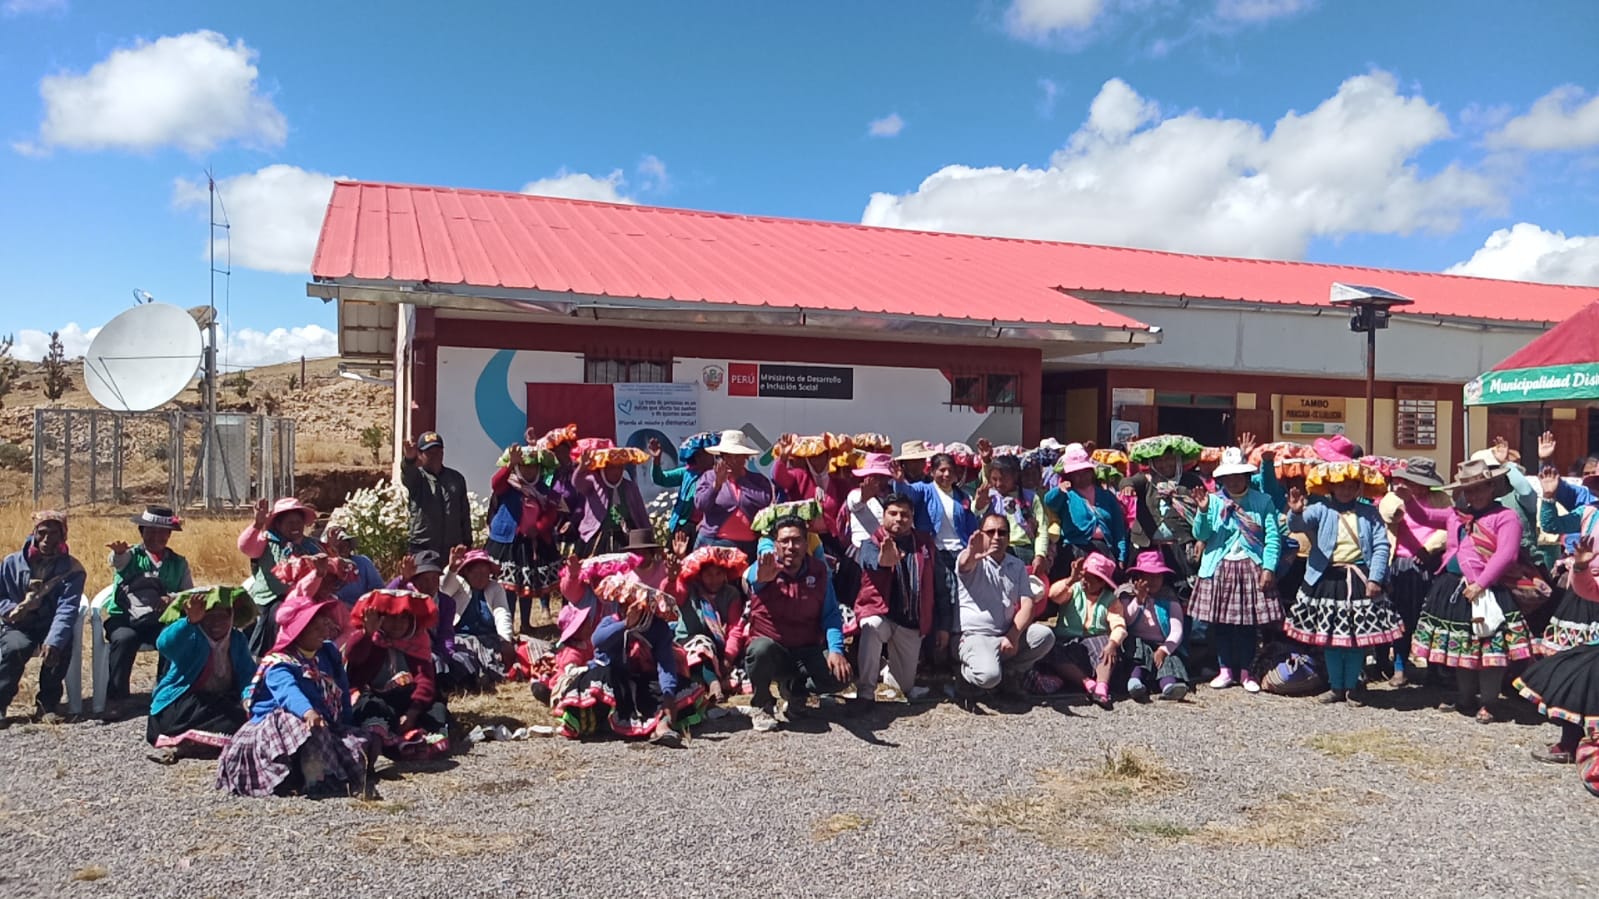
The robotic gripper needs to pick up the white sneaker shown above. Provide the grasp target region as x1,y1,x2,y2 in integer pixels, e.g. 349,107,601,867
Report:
749,705,780,733
1242,678,1261,694
1209,671,1236,689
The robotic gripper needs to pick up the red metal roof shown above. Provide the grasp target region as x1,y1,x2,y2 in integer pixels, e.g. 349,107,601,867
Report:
312,181,1598,328
1492,299,1599,372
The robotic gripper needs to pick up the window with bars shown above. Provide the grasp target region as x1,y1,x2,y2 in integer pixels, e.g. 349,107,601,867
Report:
949,373,1021,411
583,356,669,384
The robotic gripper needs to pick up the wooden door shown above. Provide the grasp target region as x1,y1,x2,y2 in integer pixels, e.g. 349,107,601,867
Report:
1485,410,1521,459
1232,408,1274,445
1548,418,1585,474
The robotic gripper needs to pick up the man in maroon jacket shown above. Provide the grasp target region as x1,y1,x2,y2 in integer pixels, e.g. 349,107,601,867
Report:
853,494,934,702
744,517,852,733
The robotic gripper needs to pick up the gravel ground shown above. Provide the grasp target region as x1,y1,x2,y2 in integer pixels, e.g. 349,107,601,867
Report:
1,674,1595,899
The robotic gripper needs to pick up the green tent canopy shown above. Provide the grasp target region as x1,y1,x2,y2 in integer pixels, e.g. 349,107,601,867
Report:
1466,298,1599,406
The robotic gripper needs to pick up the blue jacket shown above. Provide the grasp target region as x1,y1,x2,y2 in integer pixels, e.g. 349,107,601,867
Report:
334,554,385,605
0,541,84,651
245,642,352,724
652,462,702,537
1288,499,1391,587
151,618,254,716
1043,485,1130,563
1193,489,1283,579
1545,480,1597,553
899,480,978,546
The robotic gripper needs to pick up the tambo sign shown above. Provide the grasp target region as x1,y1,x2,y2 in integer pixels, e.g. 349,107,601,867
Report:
1280,394,1346,436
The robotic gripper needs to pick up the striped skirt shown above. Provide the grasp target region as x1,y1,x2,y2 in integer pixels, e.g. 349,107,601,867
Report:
1190,557,1283,626
216,708,373,798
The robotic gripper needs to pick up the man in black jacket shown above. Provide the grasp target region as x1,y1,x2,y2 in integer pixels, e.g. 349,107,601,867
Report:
402,431,473,555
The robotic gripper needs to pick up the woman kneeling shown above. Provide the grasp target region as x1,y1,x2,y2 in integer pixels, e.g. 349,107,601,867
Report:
146,587,256,764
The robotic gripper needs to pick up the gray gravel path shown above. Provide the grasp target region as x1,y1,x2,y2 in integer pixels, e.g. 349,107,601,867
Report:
1,680,1595,899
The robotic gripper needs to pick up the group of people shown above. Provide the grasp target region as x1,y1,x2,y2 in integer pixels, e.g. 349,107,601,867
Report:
1,423,1596,800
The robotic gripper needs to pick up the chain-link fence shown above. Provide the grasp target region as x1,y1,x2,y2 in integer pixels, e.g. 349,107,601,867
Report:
32,408,295,510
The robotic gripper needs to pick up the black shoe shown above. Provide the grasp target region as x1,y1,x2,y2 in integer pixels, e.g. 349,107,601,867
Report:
1318,690,1347,704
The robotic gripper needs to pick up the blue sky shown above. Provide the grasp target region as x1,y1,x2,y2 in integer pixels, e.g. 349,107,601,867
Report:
2,0,1596,366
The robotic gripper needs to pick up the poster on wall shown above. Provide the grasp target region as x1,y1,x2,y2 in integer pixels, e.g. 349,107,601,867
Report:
726,363,854,400
612,382,702,494
1110,419,1141,445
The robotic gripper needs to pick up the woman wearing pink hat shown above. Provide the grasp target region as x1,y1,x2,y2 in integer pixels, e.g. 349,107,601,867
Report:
441,546,519,688
238,496,325,658
1045,552,1128,709
217,592,374,797
1120,551,1190,701
1041,444,1130,579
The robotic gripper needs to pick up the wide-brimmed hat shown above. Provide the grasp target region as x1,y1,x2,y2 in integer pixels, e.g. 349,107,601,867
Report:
1128,551,1173,577
1438,459,1513,495
1081,552,1118,591
1313,435,1357,463
787,433,841,459
1057,443,1096,476
557,601,593,645
707,429,761,456
1212,447,1258,478
267,497,315,528
1470,447,1522,468
678,545,750,584
579,552,643,584
1391,457,1445,489
1306,461,1387,500
455,548,498,575
130,505,183,532
852,452,896,479
352,588,438,632
752,499,822,535
498,444,558,472
272,594,341,653
158,585,257,628
1128,434,1203,463
622,528,662,552
677,431,718,461
895,440,935,461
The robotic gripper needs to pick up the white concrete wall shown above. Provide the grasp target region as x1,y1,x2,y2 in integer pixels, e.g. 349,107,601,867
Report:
1068,304,1541,382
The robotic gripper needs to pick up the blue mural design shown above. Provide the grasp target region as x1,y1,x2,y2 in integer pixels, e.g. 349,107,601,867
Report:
473,349,527,449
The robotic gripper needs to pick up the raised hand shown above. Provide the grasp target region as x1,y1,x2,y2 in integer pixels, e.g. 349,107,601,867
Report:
1540,465,1562,499
756,551,779,582
1238,431,1257,457
1190,485,1211,513
878,534,902,569
714,456,732,486
398,554,417,581
1539,430,1556,461
184,592,208,624
1286,486,1306,514
402,438,418,461
448,544,468,571
1491,436,1511,465
977,438,994,464
647,437,663,459
966,528,991,559
106,540,131,555
253,497,271,529
1577,536,1595,569
524,426,540,444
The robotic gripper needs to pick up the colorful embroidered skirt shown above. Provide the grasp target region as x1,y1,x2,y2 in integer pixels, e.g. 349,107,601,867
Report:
1410,571,1534,670
1537,588,1599,655
351,690,451,760
1387,556,1432,632
1283,565,1406,649
146,688,246,752
1190,558,1283,626
486,536,562,599
1514,641,1599,738
550,660,706,740
216,708,373,798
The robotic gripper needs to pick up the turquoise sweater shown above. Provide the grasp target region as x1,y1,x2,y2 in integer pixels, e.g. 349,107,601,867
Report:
1192,488,1282,578
150,618,254,716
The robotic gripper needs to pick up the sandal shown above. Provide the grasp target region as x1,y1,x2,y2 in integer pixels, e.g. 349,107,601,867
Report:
145,748,179,766
1474,706,1500,725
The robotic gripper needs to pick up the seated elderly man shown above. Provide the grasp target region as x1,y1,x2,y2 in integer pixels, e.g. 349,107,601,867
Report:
744,516,852,732
954,513,1054,697
0,511,85,725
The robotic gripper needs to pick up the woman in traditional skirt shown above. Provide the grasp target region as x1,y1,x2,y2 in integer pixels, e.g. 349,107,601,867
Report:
217,593,374,798
440,548,519,689
1044,552,1127,709
551,574,704,745
1123,434,1207,594
1403,459,1535,723
1283,461,1403,704
145,586,256,764
237,497,324,658
570,438,652,557
1377,458,1450,685
1189,448,1283,693
672,545,750,702
486,443,565,632
1516,635,1599,765
1535,466,1599,653
345,588,450,761
1119,551,1191,701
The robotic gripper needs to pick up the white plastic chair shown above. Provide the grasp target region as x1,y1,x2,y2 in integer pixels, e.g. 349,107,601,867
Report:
88,585,158,714
65,593,91,715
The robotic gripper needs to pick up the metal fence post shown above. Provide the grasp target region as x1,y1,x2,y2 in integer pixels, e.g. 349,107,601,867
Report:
88,412,99,505
31,408,43,504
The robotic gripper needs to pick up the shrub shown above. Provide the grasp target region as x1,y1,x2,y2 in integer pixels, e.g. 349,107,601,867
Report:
42,331,69,402
326,480,411,577
0,441,28,471
359,424,389,464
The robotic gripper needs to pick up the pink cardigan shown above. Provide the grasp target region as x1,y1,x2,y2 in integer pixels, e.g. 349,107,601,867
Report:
1403,497,1521,588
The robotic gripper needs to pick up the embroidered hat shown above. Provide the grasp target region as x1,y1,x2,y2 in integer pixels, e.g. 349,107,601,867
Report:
677,431,718,462
1306,461,1387,499
1128,434,1204,463
677,545,749,584
352,588,438,632
497,444,558,472
751,498,822,535
158,585,257,628
578,552,643,584
130,505,183,531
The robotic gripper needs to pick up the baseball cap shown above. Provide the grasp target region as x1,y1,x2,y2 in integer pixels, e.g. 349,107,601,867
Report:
417,432,444,451
411,550,444,575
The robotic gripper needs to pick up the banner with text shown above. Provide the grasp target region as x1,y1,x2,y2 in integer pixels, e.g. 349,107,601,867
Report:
727,363,854,400
613,382,701,500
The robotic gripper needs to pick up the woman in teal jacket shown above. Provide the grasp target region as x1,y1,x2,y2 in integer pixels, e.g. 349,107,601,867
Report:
146,586,256,763
1189,448,1283,693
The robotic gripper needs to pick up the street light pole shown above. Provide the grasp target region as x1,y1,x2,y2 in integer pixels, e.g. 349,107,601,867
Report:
1366,322,1377,452
1330,283,1413,456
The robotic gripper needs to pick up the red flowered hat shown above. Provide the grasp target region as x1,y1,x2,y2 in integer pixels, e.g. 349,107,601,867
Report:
678,545,749,584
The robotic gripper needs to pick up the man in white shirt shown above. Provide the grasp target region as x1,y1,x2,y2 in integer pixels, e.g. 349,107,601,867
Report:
955,513,1055,696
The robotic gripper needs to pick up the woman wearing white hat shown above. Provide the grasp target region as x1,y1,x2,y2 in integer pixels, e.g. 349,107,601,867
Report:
1189,448,1283,693
694,430,774,559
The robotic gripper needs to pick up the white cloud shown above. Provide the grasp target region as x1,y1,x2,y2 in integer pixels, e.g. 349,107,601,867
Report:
1487,85,1599,151
4,0,67,16
521,168,637,204
1446,223,1599,287
1037,78,1061,117
28,30,286,154
867,112,906,138
861,71,1501,260
1213,0,1312,23
1004,0,1104,41
636,154,670,191
217,324,337,369
10,323,99,361
173,165,340,274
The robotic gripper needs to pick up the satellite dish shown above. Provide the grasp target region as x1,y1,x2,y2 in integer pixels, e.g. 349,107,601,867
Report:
84,303,204,411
